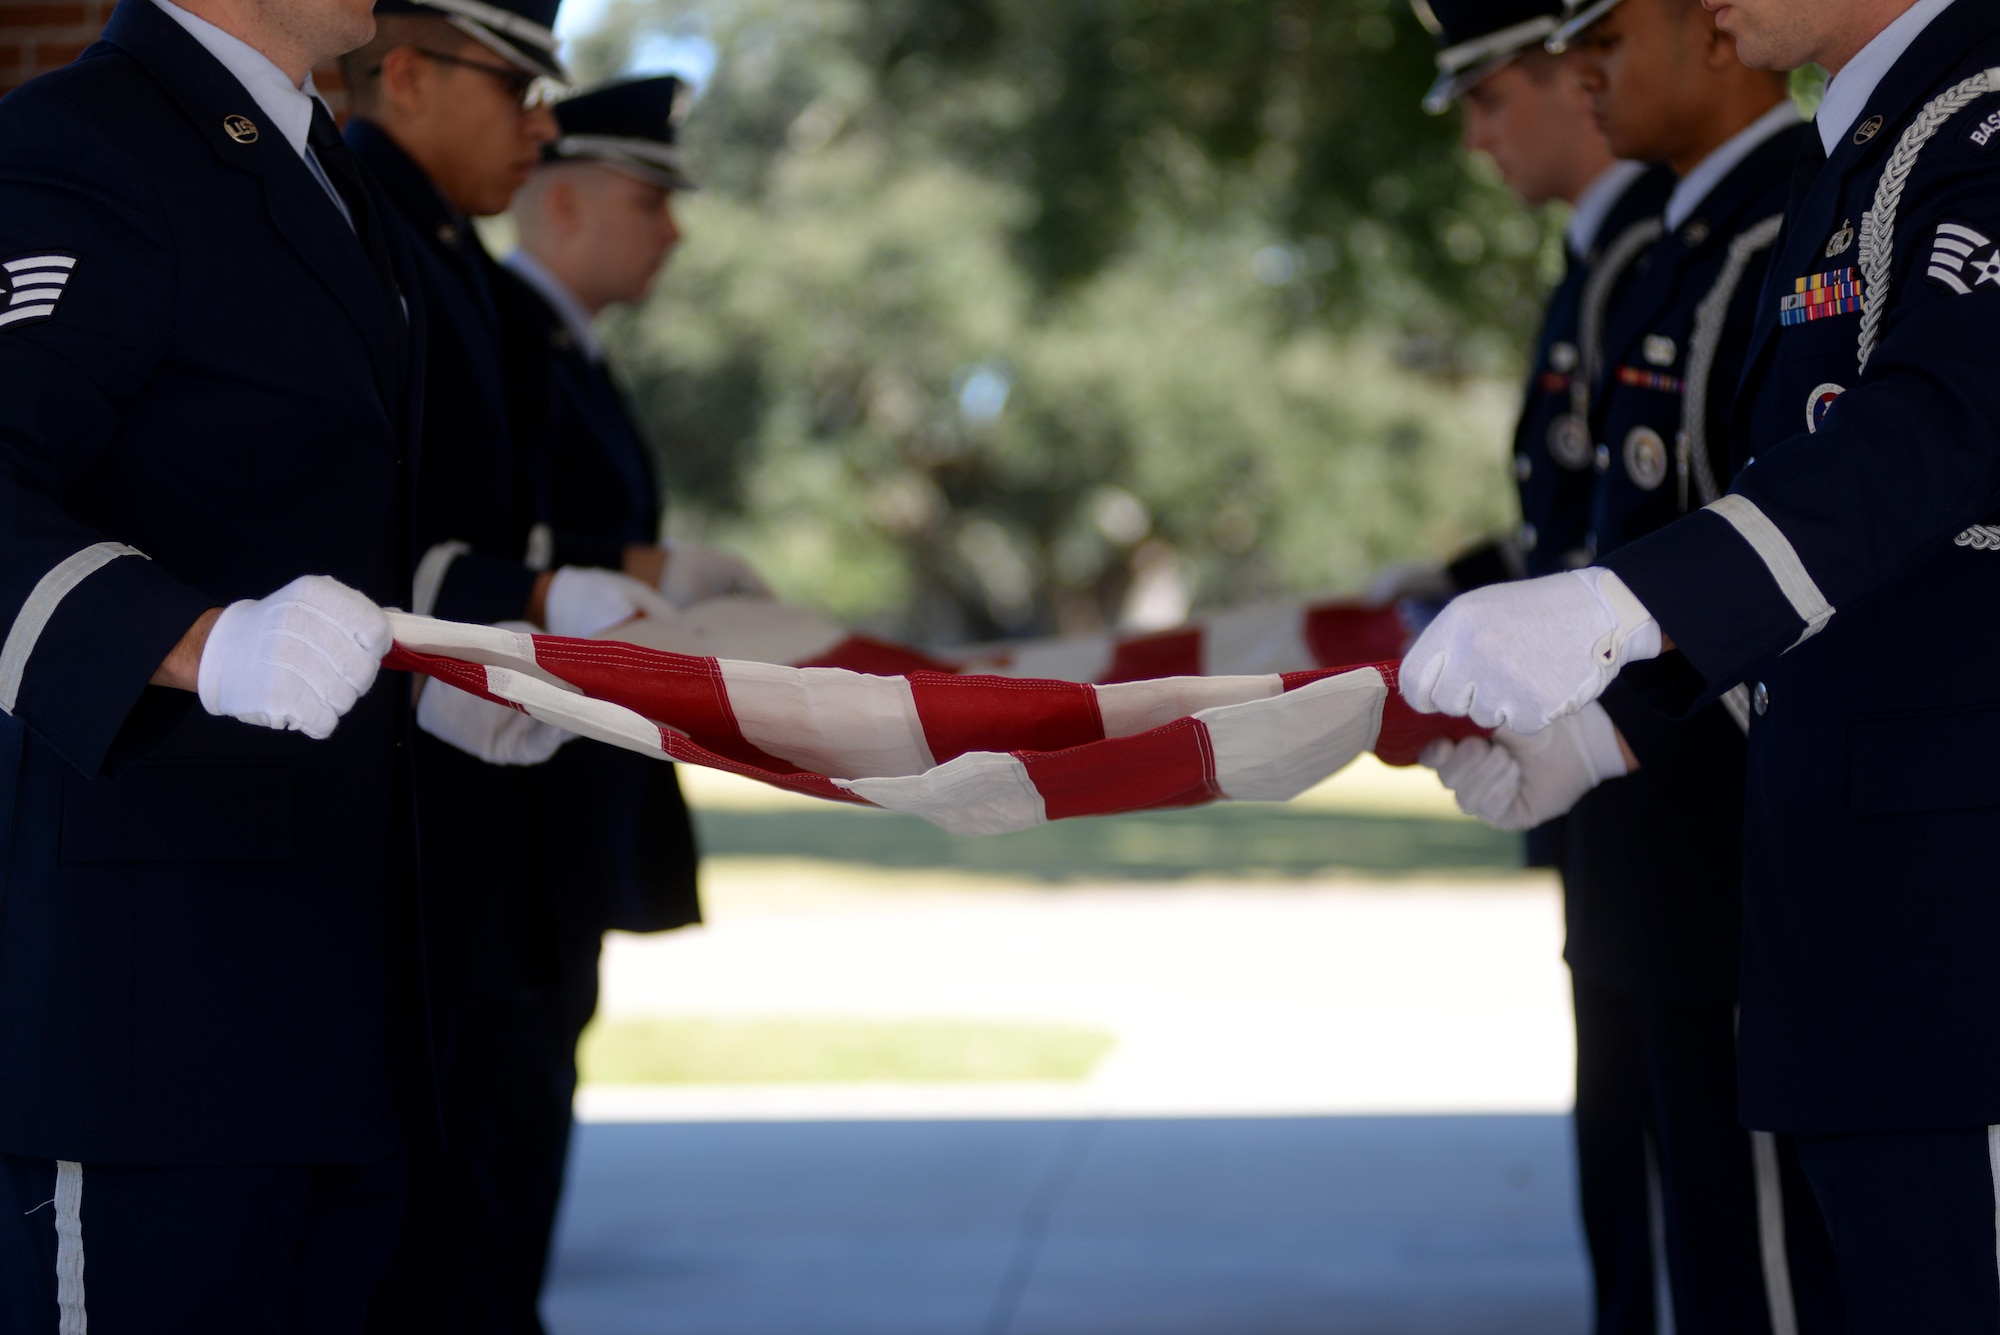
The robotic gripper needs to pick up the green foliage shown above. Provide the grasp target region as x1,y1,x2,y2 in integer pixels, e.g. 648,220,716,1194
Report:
578,1015,1118,1083
566,0,1545,639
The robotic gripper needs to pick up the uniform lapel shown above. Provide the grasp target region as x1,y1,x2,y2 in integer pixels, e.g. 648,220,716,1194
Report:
100,0,405,411
1742,2,1999,387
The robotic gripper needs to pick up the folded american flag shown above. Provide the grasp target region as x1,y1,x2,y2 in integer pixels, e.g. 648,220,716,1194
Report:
385,612,1480,836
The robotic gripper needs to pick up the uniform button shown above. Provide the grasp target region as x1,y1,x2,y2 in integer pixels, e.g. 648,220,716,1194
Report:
1519,523,1539,552
1752,682,1769,717
1594,444,1611,472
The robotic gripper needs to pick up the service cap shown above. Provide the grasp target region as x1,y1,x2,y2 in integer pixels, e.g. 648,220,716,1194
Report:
1411,0,1566,114
374,0,567,83
1548,0,1629,54
545,75,699,191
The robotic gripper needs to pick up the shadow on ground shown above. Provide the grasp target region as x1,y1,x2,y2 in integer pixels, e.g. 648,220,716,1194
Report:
547,1115,1590,1335
693,807,1521,881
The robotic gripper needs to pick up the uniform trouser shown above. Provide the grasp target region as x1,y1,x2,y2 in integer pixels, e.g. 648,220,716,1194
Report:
1571,978,1841,1335
0,1151,405,1334
367,928,601,1335
1794,1127,2000,1333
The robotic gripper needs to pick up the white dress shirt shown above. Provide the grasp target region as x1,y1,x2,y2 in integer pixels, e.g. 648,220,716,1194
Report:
1665,100,1804,232
150,0,352,228
504,248,605,363
1568,159,1648,256
1816,0,1959,155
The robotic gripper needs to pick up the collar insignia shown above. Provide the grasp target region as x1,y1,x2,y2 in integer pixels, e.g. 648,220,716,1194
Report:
223,114,259,144
1854,114,1884,146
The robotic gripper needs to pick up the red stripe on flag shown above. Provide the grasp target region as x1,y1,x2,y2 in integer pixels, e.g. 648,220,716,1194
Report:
797,636,962,676
1303,605,1411,667
907,673,1105,762
1023,717,1218,820
1370,662,1489,766
1102,629,1203,683
527,638,799,773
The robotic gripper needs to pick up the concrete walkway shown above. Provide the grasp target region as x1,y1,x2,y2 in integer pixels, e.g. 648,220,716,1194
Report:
546,1115,1591,1334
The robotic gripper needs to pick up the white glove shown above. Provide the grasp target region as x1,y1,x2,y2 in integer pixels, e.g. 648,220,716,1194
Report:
197,575,391,740
544,566,678,638
1400,567,1661,734
416,679,570,766
1420,702,1632,832
1364,561,1454,607
658,541,771,608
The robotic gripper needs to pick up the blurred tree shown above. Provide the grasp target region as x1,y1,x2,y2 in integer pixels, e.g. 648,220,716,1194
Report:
562,0,1540,642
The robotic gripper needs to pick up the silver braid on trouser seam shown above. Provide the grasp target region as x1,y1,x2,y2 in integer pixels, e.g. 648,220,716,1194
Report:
1858,67,2000,374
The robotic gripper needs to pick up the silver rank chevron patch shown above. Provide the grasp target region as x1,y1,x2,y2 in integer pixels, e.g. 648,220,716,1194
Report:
0,253,78,329
1927,222,2000,295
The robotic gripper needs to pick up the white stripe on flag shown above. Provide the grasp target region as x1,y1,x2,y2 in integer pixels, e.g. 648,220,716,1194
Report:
481,665,667,759
1199,602,1314,677
837,751,1046,836
1095,675,1282,739
1203,667,1386,802
988,632,1113,681
721,660,936,779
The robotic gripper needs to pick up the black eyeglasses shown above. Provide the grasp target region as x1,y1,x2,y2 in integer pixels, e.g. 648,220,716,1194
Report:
372,48,556,110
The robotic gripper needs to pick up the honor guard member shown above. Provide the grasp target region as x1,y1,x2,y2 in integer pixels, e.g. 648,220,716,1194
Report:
1429,1,1841,1331
1384,0,1671,878
0,0,429,1326
338,4,672,1330
1379,0,1673,607
1405,0,2000,1324
501,73,777,1318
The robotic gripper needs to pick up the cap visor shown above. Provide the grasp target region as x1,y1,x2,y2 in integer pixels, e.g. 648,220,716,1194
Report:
1549,0,1627,52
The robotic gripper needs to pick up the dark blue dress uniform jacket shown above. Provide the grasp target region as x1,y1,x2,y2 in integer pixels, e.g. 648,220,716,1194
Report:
1602,0,2000,1133
0,0,425,1165
518,296,700,936
1568,122,1809,1004
1450,165,1676,591
346,123,558,1017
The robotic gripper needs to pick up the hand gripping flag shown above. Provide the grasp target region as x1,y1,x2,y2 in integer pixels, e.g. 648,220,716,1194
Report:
384,612,1483,837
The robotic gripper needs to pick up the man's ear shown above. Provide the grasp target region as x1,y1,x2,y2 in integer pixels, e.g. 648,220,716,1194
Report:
548,176,585,238
375,46,429,119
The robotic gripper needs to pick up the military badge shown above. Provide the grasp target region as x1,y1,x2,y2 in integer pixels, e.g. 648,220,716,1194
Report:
1780,268,1864,325
1826,219,1854,257
1623,426,1669,492
1549,341,1579,374
1926,221,2000,295
1642,335,1677,367
1805,383,1844,434
223,114,259,144
1854,114,1883,145
0,252,77,331
1548,413,1592,470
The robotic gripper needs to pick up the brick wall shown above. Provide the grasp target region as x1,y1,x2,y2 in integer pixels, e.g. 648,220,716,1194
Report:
0,0,349,108
1,0,115,97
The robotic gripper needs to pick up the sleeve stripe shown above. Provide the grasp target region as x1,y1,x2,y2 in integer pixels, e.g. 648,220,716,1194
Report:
1705,495,1835,646
411,541,471,619
0,542,147,714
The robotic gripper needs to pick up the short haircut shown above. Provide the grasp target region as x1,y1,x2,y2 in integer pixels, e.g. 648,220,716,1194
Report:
337,14,469,118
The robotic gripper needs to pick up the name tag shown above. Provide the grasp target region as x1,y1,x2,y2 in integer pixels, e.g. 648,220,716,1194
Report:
1780,268,1865,325
1967,110,2000,154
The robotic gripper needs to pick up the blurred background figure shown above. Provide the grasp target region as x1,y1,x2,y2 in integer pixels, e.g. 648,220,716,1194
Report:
502,72,713,1324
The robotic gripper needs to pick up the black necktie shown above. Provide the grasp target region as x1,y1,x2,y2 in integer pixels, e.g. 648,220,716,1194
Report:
307,100,408,347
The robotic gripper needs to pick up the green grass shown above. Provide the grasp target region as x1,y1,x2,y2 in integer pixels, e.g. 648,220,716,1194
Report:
579,1016,1119,1085
692,805,1521,882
